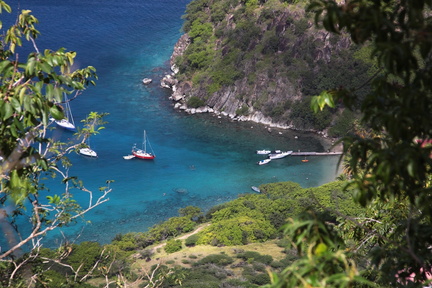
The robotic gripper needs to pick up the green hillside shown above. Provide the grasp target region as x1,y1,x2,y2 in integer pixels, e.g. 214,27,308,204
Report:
172,0,374,135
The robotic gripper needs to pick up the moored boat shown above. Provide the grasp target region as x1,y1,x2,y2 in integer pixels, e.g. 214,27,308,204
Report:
268,150,293,160
55,94,76,131
256,149,271,155
132,130,156,160
79,147,97,158
251,186,261,193
258,159,271,165
79,138,97,157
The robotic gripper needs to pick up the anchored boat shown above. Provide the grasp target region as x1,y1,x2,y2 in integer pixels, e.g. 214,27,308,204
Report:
132,130,156,160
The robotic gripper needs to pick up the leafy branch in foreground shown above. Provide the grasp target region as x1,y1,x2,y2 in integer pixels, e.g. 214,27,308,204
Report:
0,2,112,286
266,0,432,287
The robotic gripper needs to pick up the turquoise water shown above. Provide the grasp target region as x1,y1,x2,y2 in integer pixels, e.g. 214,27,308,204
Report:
5,0,341,246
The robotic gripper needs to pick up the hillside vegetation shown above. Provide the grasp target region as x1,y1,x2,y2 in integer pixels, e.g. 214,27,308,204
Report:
27,180,362,287
172,0,374,136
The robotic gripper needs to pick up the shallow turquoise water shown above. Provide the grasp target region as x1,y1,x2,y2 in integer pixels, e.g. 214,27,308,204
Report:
4,0,341,247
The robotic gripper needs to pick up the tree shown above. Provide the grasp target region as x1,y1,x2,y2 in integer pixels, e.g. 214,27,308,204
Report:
0,1,110,286
267,0,432,287
178,205,203,220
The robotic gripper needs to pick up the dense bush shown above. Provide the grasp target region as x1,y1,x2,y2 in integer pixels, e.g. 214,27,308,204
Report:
198,216,276,246
185,234,200,247
66,242,104,274
187,96,205,108
236,251,273,265
236,105,249,116
148,216,196,240
327,109,358,137
249,272,271,285
164,239,183,254
289,96,333,130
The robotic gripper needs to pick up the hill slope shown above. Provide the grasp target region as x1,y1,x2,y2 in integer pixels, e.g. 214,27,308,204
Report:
164,0,372,136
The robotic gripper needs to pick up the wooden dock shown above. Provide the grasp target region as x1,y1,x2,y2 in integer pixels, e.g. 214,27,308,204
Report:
290,151,343,156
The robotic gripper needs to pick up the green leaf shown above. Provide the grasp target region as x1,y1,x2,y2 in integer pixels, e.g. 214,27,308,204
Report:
10,97,21,113
314,242,328,256
2,101,13,120
50,105,64,120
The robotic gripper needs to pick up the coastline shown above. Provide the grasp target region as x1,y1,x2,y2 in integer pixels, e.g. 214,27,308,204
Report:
154,33,343,153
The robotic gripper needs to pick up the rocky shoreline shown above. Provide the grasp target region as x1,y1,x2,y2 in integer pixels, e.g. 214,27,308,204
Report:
152,33,341,152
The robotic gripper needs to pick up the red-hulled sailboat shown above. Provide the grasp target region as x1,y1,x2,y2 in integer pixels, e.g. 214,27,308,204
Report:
132,130,156,160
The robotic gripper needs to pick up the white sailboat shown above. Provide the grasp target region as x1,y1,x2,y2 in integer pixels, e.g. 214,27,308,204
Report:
55,94,76,130
79,138,97,158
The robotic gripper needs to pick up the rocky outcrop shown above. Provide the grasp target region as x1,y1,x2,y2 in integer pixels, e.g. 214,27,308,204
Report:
160,2,358,134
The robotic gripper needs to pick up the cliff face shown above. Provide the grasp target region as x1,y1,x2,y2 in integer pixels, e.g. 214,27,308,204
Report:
162,0,369,134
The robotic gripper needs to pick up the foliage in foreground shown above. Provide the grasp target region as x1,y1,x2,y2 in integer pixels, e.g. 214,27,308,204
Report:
0,2,113,287
265,0,432,287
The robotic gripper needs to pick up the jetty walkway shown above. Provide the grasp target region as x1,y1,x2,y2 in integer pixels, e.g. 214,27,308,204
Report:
290,151,343,156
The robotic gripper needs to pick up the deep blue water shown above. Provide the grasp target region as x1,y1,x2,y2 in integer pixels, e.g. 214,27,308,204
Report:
3,0,341,247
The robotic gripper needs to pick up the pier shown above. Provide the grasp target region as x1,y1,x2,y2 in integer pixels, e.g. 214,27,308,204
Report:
290,151,343,156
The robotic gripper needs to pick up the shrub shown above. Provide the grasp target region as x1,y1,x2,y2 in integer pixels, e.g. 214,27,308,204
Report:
164,239,182,254
250,273,270,285
236,105,249,116
187,96,205,108
252,262,266,272
195,254,234,266
270,260,285,269
236,251,273,265
139,249,154,259
222,278,255,288
185,234,200,247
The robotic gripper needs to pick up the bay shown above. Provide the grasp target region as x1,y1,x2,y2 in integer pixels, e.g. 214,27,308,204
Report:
5,0,341,247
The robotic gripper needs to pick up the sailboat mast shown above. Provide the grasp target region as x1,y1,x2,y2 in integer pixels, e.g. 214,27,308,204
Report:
143,130,147,152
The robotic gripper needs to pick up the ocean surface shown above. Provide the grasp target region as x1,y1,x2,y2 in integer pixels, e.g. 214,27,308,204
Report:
4,0,341,247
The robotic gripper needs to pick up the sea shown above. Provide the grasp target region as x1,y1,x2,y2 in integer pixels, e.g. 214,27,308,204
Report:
2,0,341,248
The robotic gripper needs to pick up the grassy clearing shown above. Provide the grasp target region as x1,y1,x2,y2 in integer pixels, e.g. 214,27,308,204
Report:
132,239,286,273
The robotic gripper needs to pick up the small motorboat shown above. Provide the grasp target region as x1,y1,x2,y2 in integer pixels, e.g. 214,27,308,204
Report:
258,159,271,165
269,151,293,160
256,149,271,155
123,155,135,160
251,186,261,193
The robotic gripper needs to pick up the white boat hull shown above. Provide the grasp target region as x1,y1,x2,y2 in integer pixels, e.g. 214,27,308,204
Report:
268,151,293,159
55,119,76,130
258,159,271,165
79,148,97,157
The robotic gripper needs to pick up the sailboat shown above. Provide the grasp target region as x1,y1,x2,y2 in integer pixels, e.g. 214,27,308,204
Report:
79,138,97,158
55,94,76,130
132,130,155,160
